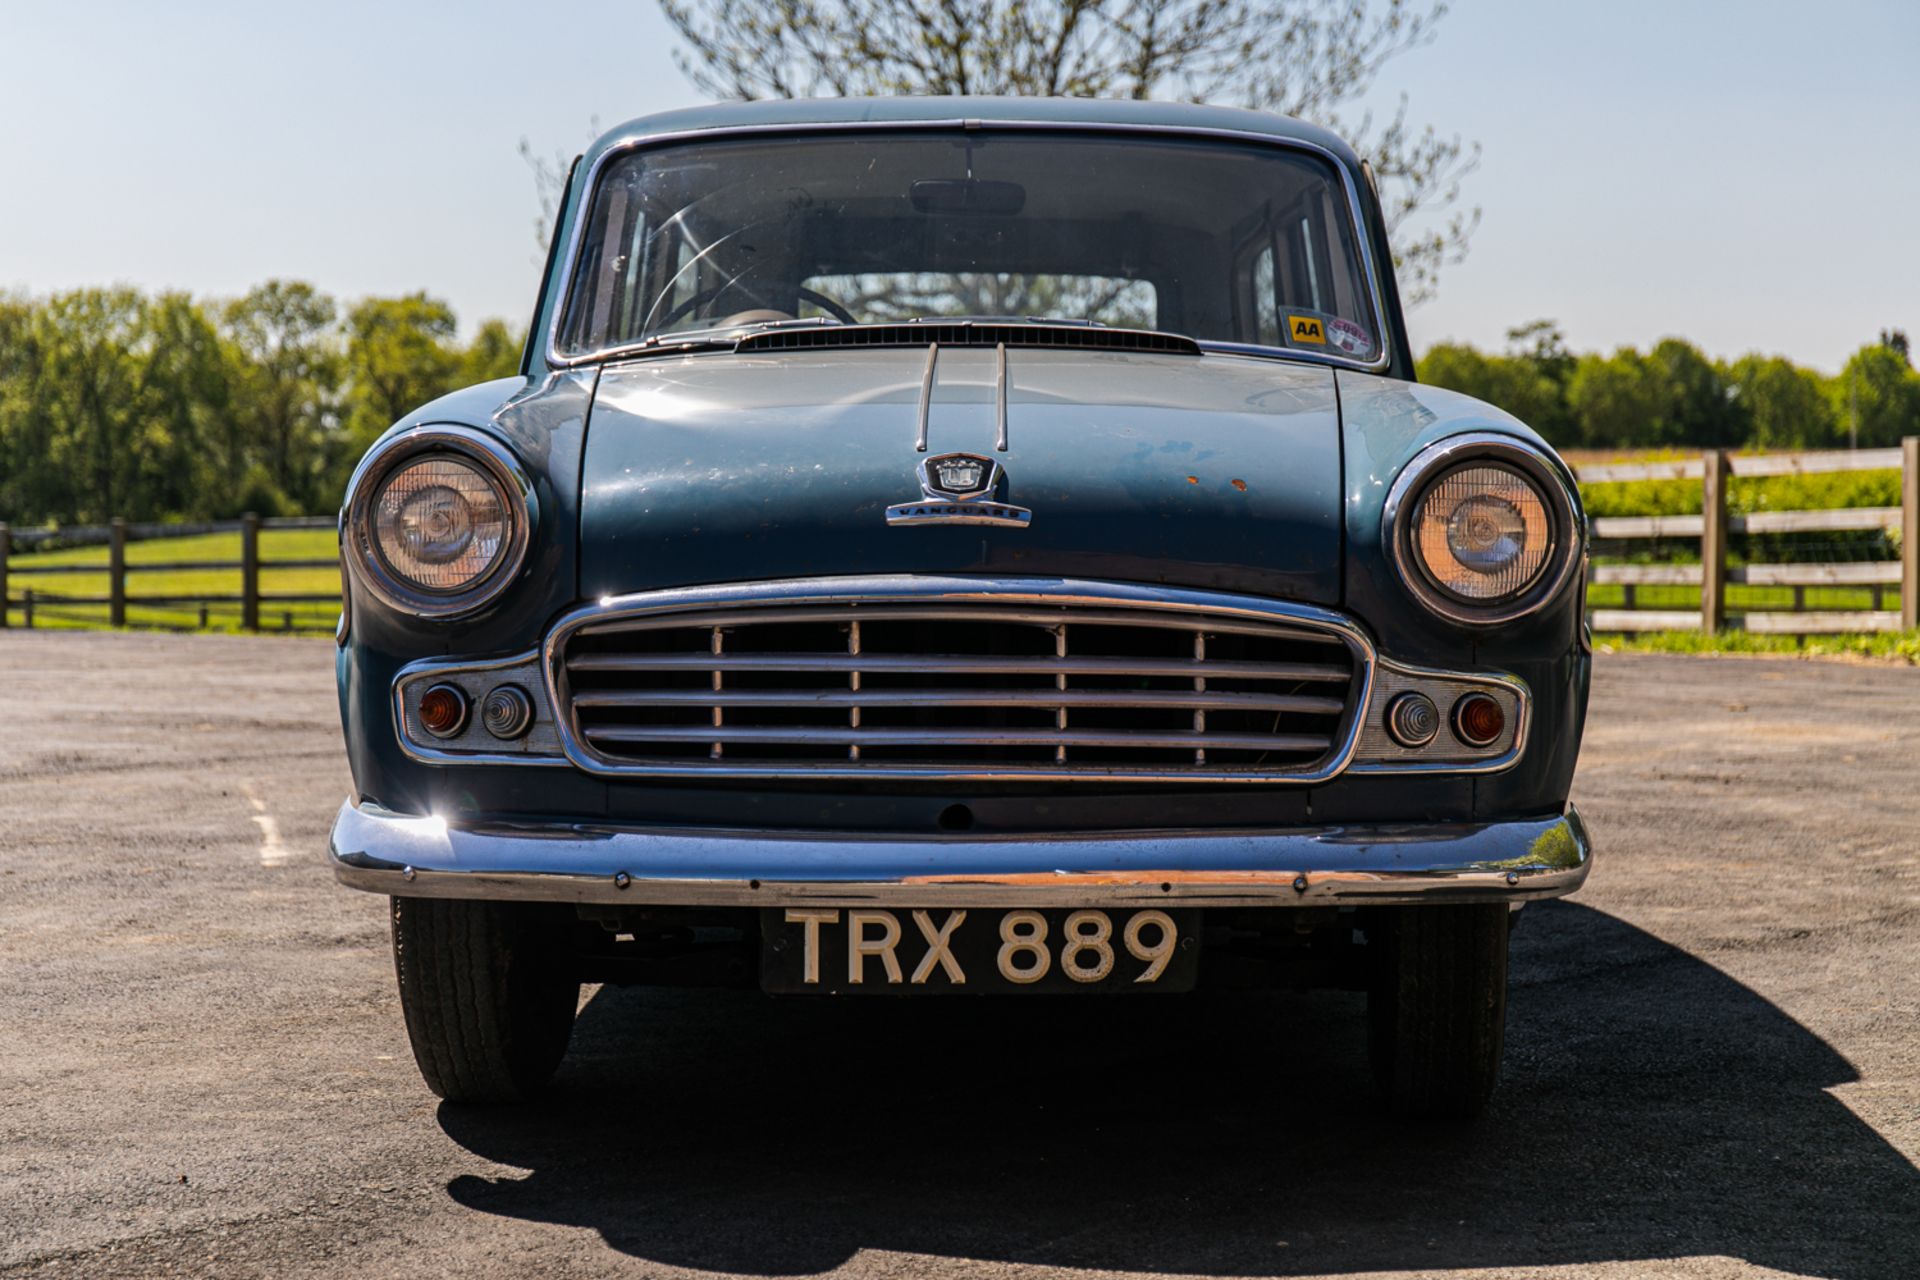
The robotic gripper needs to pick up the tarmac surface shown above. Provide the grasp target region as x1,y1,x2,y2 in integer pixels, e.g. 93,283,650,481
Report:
1,630,1916,1279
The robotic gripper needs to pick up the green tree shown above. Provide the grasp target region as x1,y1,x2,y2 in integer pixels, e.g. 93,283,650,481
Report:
1504,319,1575,387
12,289,235,522
1565,348,1666,449
1418,342,1568,441
1556,338,1743,449
647,0,1480,301
0,295,55,522
1727,355,1836,450
1416,320,1575,442
1834,342,1920,448
135,291,232,519
459,318,525,384
222,281,341,512
343,293,461,451
33,288,151,522
0,285,524,525
1647,337,1741,448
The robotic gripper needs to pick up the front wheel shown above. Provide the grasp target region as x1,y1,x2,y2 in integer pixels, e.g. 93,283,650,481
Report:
1367,904,1510,1120
390,897,581,1103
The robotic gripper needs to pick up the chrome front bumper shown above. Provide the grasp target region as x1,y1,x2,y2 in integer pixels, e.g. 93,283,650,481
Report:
327,799,1591,908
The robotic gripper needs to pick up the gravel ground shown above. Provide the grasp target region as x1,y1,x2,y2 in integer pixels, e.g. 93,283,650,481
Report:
1,631,1916,1280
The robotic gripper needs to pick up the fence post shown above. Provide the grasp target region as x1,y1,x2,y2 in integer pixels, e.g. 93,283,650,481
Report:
0,522,9,629
1903,437,1919,630
241,512,261,633
1700,450,1729,633
23,588,33,629
108,518,127,628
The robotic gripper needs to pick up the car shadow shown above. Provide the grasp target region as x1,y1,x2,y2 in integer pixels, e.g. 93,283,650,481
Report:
438,901,1919,1277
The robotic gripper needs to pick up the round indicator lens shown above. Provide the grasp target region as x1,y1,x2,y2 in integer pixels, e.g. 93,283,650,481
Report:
418,684,469,739
480,685,534,740
1452,692,1506,748
1384,691,1440,748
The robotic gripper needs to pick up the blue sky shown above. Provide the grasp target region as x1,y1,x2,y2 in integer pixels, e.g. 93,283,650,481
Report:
3,0,1915,371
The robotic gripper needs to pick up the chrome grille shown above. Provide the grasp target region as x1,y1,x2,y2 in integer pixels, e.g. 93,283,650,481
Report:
555,594,1367,780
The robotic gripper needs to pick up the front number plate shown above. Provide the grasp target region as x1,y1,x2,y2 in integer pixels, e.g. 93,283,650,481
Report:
760,907,1200,994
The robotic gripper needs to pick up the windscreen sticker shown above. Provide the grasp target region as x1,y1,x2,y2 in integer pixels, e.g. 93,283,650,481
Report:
1288,315,1327,345
1327,318,1372,356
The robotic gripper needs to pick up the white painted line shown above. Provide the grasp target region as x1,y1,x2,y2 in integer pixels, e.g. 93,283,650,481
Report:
240,781,292,867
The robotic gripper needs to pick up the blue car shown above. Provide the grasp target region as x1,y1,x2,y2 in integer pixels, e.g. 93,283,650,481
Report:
329,97,1591,1117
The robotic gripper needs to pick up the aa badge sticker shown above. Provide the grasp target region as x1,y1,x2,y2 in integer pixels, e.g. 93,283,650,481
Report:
1288,315,1327,345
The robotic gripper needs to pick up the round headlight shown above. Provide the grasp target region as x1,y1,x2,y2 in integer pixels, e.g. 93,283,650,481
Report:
344,427,533,618
373,456,508,592
1413,464,1552,601
1386,434,1580,625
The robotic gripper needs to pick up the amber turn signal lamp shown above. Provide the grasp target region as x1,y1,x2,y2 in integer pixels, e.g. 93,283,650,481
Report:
1451,692,1505,748
418,684,469,739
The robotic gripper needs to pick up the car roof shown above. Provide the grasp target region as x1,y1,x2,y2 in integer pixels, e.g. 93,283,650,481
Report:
583,96,1361,169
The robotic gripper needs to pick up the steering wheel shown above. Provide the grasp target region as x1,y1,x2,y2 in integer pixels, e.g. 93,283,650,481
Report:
796,286,858,324
657,284,859,331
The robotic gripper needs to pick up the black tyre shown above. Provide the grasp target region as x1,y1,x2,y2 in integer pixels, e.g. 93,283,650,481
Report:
1367,904,1510,1120
390,896,581,1103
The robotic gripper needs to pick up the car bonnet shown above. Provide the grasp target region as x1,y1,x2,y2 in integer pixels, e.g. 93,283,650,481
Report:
576,345,1344,603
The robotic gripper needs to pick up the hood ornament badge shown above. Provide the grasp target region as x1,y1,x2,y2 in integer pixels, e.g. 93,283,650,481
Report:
886,452,1032,528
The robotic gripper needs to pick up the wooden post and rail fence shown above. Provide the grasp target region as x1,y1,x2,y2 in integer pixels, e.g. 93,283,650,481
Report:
1579,437,1920,634
2,440,1918,635
0,514,337,633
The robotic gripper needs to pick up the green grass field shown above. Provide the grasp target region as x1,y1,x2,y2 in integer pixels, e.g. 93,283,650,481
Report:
1584,583,1891,613
4,529,340,632
1597,629,1920,663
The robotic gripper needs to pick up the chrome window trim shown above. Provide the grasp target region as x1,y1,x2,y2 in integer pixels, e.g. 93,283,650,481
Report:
539,575,1378,784
1347,657,1531,775
540,120,1395,376
1382,432,1584,627
341,425,537,620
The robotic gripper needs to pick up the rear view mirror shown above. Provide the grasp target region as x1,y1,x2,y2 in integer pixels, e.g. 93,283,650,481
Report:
910,179,1026,216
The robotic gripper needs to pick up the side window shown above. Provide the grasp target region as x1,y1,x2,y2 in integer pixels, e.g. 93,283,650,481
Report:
1237,193,1371,352
1293,216,1325,312
1251,246,1280,347
614,208,652,341
649,230,696,335
1288,190,1364,322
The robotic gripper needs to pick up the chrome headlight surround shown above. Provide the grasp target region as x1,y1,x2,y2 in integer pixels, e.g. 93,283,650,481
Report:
1384,433,1582,626
343,425,536,619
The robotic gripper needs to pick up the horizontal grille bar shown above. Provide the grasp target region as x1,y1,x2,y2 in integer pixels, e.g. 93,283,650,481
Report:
556,589,1366,779
571,687,1348,714
580,606,1349,646
567,652,1352,682
582,725,1333,752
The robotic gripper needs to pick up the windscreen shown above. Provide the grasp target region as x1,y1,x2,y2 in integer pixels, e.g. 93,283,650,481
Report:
556,131,1381,362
